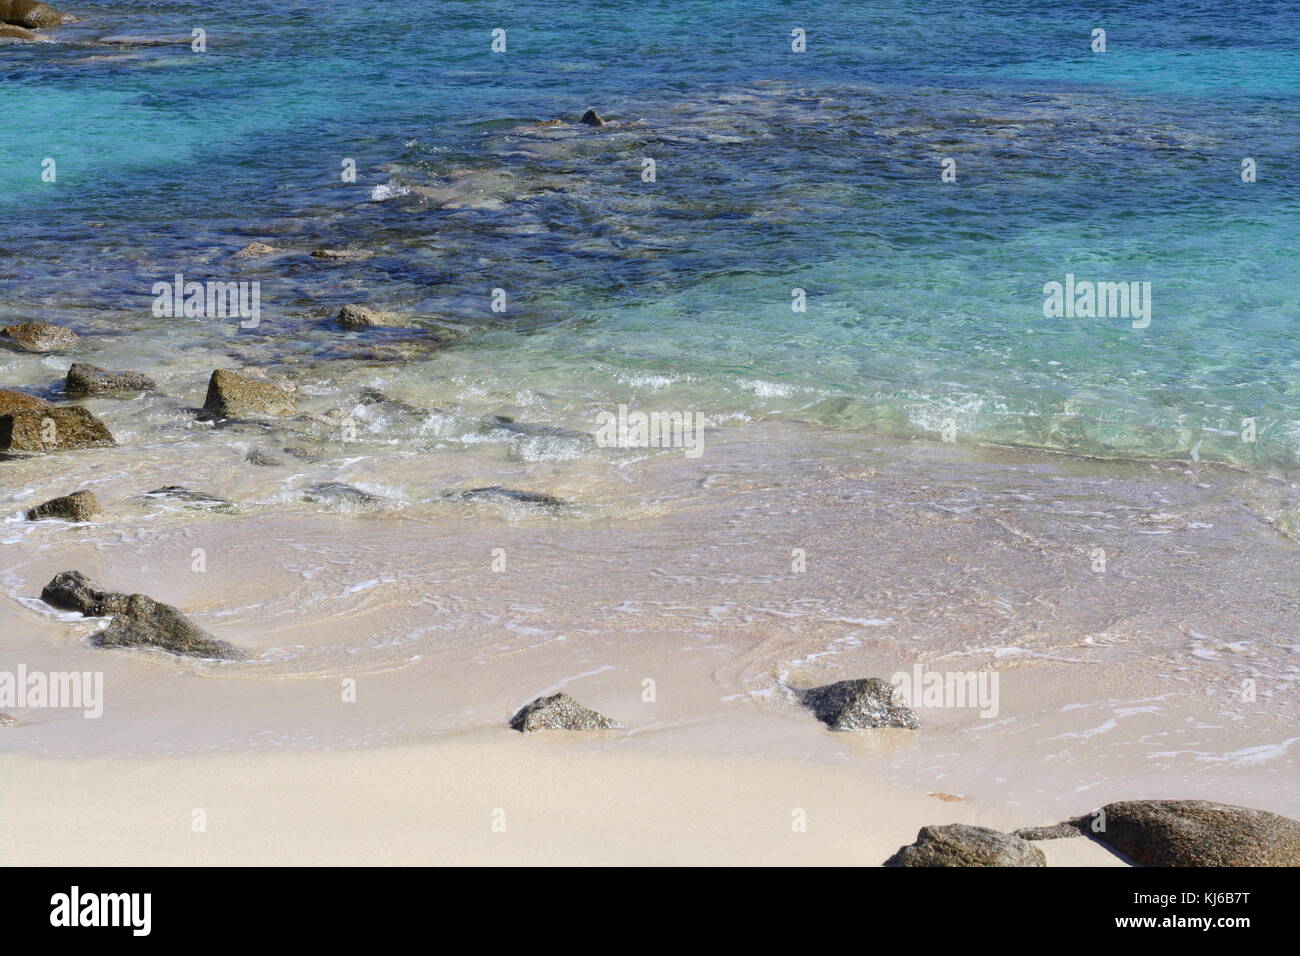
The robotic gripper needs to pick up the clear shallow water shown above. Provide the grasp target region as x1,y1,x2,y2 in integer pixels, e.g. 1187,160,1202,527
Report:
2,0,1298,472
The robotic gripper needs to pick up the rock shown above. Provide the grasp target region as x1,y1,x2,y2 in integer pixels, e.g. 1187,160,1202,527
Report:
449,486,567,506
40,570,130,616
0,714,15,728
0,23,40,40
337,304,385,330
140,486,234,512
302,481,386,507
97,34,192,46
885,824,1047,867
483,415,590,440
25,490,101,522
357,387,428,416
311,248,373,262
579,109,606,127
233,241,279,258
1086,800,1300,867
509,693,621,732
0,406,115,452
2,321,79,352
245,448,284,467
284,445,324,462
800,677,920,731
65,362,157,397
94,593,244,660
201,369,295,418
0,388,47,414
1015,821,1086,841
0,0,65,29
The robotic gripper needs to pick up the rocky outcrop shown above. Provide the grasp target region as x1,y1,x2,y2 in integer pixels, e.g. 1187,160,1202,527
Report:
0,0,68,29
0,406,114,452
579,109,606,127
40,570,130,616
800,677,920,730
233,241,278,258
65,363,157,397
40,571,243,660
509,693,621,732
201,369,295,418
449,486,567,506
25,490,101,521
1080,800,1300,867
884,824,1046,867
2,321,78,352
0,388,47,414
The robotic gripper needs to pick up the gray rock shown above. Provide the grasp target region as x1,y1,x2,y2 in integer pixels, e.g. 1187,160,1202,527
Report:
245,448,285,467
483,415,591,440
801,677,920,731
311,248,374,262
1015,820,1087,841
40,570,130,616
201,369,295,418
141,486,235,512
0,0,67,29
1085,800,1300,867
2,321,78,352
94,593,244,660
579,109,606,127
65,363,157,397
25,490,101,522
509,693,621,732
885,824,1047,867
0,406,115,452
449,486,567,506
338,304,387,330
302,481,387,507
233,241,279,258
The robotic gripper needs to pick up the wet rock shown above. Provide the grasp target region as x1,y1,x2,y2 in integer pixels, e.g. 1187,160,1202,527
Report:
95,593,244,660
302,481,386,507
141,486,235,512
40,570,130,616
245,448,284,467
357,387,428,416
0,23,40,40
338,304,385,330
201,369,296,418
0,0,66,29
65,362,157,397
885,825,1046,867
449,486,567,506
2,321,79,353
1015,820,1086,841
0,713,15,728
25,490,101,521
509,693,621,732
483,415,591,440
233,241,279,258
284,445,324,462
311,248,374,262
0,388,47,414
801,677,920,731
97,34,191,46
0,406,115,452
1085,800,1300,867
579,109,606,127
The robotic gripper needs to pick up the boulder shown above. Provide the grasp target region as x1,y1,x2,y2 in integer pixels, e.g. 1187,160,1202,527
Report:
0,406,114,452
0,0,65,29
233,241,279,258
95,593,244,660
509,693,621,732
41,570,129,616
885,824,1047,867
337,304,385,330
0,388,47,414
65,363,157,397
579,109,606,127
1085,800,1300,867
0,23,39,40
2,321,78,352
201,369,295,418
25,490,101,521
801,677,920,731
450,486,567,506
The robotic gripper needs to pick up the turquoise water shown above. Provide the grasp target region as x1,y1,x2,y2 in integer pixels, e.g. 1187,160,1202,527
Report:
2,0,1298,470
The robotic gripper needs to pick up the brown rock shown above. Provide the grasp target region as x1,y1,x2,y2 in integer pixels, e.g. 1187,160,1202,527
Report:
0,0,65,29
337,304,384,330
95,593,244,660
885,824,1046,867
0,388,47,414
0,406,115,452
201,369,295,418
25,490,101,521
41,570,130,616
65,362,157,397
2,321,78,353
233,241,279,258
0,23,39,39
1087,800,1300,867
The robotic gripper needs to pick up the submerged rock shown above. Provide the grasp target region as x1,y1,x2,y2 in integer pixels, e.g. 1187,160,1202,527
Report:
0,388,47,414
25,490,101,522
0,406,115,452
509,693,621,732
201,369,296,418
483,415,591,440
579,109,606,127
65,362,157,397
0,22,40,40
2,321,78,352
41,570,130,616
233,241,279,258
302,481,386,507
337,304,387,330
95,593,244,660
0,0,67,29
885,825,1046,867
1084,800,1300,867
800,677,920,731
449,486,567,507
311,248,374,262
244,448,285,467
141,486,235,512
